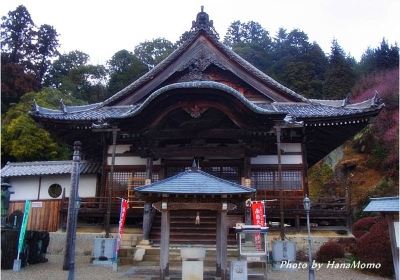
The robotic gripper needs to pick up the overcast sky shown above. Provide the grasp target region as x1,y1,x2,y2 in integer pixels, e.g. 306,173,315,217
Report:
1,0,399,65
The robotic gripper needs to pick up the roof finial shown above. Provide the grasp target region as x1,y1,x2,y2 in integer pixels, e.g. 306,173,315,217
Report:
372,90,382,106
31,99,39,113
60,99,67,113
192,158,197,170
201,5,204,12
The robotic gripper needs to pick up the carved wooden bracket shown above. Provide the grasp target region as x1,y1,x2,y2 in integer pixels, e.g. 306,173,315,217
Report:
182,103,208,118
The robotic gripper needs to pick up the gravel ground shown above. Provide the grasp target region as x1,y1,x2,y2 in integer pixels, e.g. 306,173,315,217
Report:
1,255,392,280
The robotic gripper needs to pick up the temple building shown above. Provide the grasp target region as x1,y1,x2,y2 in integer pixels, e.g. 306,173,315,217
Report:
4,9,383,242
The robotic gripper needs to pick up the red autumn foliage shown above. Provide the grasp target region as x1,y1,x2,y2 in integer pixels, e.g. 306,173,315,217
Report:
351,68,399,177
351,216,379,238
316,241,345,263
355,217,394,277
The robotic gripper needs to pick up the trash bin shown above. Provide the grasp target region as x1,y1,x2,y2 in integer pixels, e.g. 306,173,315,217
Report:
181,247,206,280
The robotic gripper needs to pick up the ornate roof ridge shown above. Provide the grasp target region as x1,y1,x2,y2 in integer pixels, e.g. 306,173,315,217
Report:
100,8,309,106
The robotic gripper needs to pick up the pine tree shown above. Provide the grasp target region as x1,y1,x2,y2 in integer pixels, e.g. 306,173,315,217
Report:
322,40,356,99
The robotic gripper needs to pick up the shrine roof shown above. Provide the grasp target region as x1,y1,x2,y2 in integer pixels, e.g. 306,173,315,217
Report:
1,161,101,178
363,197,399,213
135,168,255,195
30,83,383,123
29,8,383,125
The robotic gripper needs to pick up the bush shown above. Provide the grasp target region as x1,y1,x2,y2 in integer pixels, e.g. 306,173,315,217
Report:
355,218,393,277
316,241,345,263
352,216,379,238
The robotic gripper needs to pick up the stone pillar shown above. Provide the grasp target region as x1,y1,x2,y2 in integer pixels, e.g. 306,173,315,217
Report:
216,202,228,280
160,202,170,280
63,141,81,273
142,203,152,241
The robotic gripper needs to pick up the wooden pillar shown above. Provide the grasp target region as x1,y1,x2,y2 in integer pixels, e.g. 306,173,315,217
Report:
301,130,309,196
145,157,153,183
220,206,228,280
385,214,399,280
142,203,152,240
218,203,228,280
216,212,221,276
105,127,118,237
276,126,285,240
160,203,170,280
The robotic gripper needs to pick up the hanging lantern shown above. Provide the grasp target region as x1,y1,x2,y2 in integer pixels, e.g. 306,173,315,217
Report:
195,211,200,225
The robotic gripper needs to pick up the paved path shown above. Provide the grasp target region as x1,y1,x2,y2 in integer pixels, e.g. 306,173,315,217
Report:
1,255,391,280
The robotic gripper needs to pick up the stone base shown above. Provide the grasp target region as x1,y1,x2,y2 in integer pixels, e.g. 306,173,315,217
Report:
182,260,203,280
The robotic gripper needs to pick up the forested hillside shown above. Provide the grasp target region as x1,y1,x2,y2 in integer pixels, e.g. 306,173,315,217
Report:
2,3,399,202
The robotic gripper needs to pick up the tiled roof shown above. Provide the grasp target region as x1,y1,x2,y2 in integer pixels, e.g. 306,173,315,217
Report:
31,92,382,122
1,161,101,178
135,169,255,195
363,197,399,213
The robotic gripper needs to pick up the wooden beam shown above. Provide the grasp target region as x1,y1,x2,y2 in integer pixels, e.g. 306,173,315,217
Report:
151,146,246,158
152,202,237,212
160,208,170,280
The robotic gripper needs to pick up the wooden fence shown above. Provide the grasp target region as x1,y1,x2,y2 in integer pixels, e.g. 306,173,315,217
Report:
8,200,62,232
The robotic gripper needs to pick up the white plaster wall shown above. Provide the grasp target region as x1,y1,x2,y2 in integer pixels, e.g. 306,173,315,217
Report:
8,174,97,200
107,156,161,166
281,143,302,153
250,155,303,165
9,177,40,201
107,145,131,154
39,174,97,199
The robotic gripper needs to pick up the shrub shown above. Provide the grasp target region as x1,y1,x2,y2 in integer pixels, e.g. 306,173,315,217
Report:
355,218,393,277
316,241,345,263
352,216,379,238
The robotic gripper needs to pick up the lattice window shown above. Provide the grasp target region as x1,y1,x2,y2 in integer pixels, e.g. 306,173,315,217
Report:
202,166,240,183
251,170,274,190
166,166,191,178
106,169,160,196
251,169,302,190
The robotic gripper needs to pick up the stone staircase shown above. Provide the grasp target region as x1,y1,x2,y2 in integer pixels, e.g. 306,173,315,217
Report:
150,210,239,245
120,247,240,268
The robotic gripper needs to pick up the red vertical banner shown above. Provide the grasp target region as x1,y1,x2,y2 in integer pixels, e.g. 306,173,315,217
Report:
116,199,128,258
251,201,265,226
251,201,265,251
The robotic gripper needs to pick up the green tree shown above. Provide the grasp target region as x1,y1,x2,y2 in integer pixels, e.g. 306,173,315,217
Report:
358,39,399,75
134,38,175,69
107,49,148,94
44,51,108,102
270,29,328,98
322,39,356,99
223,21,272,71
1,5,35,65
224,21,271,50
34,24,60,84
1,88,85,164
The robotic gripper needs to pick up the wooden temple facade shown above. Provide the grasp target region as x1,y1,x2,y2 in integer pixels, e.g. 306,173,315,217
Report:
30,9,383,238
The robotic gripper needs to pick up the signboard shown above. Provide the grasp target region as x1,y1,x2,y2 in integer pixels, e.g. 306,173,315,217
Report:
115,199,128,258
31,201,43,208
